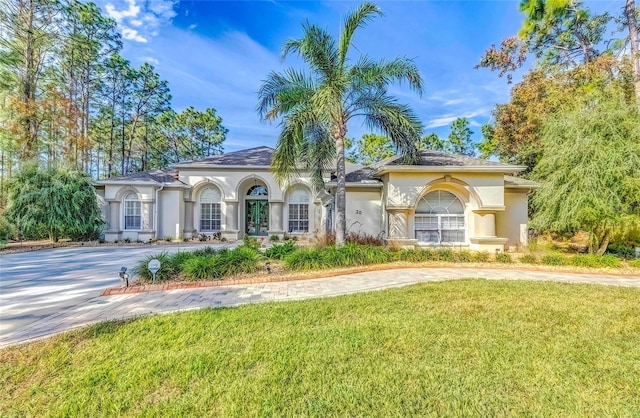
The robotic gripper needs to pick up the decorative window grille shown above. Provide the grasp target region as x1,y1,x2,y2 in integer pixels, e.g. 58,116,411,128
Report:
415,191,465,244
288,188,309,232
200,187,222,231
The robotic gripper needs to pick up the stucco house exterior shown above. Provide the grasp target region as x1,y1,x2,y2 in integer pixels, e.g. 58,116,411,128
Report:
95,146,537,251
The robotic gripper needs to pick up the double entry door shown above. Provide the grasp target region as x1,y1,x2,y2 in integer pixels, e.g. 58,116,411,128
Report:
246,200,268,236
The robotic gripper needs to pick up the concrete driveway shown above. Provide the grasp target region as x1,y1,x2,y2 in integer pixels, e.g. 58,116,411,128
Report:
0,243,236,338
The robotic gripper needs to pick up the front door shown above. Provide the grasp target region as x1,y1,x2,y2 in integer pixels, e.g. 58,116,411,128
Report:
246,200,269,236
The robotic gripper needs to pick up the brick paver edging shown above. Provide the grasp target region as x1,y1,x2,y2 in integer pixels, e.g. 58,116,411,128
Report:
100,265,640,296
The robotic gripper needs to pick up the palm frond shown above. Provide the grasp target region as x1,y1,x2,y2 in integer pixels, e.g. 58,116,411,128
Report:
338,2,382,68
350,56,424,94
282,22,339,82
257,68,315,121
353,90,422,164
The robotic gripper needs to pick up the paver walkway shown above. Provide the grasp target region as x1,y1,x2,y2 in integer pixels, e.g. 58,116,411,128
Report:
2,267,639,348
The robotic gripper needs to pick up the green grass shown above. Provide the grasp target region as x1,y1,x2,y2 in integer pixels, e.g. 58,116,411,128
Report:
2,280,640,417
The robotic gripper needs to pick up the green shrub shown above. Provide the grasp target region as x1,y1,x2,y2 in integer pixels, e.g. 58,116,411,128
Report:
242,235,261,251
570,254,620,268
182,256,217,280
192,246,220,257
519,254,539,264
264,241,296,260
606,243,636,259
395,248,436,262
284,244,391,271
630,259,640,268
269,234,280,242
541,254,566,266
472,251,491,263
171,251,196,268
133,252,179,282
435,249,454,262
452,250,473,263
495,252,513,263
182,247,260,280
284,247,324,271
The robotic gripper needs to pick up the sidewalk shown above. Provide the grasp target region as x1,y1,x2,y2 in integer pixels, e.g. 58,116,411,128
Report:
2,267,639,348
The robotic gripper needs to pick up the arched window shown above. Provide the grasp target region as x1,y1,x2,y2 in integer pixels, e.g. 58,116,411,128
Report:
124,192,141,230
288,188,309,233
247,185,268,197
415,190,465,244
200,187,222,232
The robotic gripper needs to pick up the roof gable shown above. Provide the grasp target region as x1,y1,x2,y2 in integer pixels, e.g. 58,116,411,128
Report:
174,146,274,168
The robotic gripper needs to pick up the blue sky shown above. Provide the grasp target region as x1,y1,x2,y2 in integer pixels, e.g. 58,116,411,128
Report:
96,0,611,152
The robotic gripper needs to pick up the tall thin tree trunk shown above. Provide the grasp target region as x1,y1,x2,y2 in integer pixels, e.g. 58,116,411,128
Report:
626,0,640,104
334,123,347,247
596,229,611,255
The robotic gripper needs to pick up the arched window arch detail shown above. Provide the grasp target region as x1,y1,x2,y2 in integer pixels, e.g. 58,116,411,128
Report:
200,187,222,232
288,187,309,233
415,190,465,244
123,192,141,230
247,185,268,197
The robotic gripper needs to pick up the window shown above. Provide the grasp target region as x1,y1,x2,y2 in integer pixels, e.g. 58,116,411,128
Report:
124,193,141,230
288,188,309,233
247,185,268,197
200,187,221,232
415,190,465,244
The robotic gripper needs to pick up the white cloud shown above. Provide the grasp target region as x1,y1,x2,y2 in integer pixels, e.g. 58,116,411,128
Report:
141,56,159,65
443,98,465,106
101,0,176,44
121,27,147,43
188,24,197,30
425,115,459,129
104,0,140,23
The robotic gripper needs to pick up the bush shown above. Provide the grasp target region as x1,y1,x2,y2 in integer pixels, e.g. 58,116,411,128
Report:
630,259,640,268
606,244,637,259
284,243,391,271
182,246,260,280
242,235,261,252
133,252,180,282
435,249,454,262
452,250,473,263
495,252,513,264
283,247,324,271
541,254,567,266
519,254,539,264
265,241,296,260
192,246,220,257
5,165,104,242
395,248,437,262
472,251,491,263
570,254,620,268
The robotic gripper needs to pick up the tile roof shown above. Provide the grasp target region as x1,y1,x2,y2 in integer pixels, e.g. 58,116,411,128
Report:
99,169,184,185
504,175,539,188
386,150,520,168
175,146,274,167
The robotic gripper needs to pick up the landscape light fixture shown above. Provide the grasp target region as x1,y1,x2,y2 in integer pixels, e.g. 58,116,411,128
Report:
119,266,129,287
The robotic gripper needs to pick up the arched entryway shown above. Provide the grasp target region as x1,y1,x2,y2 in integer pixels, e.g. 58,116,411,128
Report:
245,183,269,236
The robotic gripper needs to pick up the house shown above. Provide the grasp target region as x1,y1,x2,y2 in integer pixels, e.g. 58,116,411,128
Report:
95,146,537,251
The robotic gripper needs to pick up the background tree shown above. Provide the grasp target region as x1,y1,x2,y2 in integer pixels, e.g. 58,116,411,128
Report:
5,164,104,241
257,2,424,246
346,134,395,166
419,133,446,151
446,117,475,156
531,91,640,254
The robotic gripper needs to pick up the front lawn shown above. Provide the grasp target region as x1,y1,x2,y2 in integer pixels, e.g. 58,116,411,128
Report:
2,280,639,416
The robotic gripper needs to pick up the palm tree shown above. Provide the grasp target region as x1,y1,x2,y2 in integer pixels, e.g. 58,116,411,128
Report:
257,2,424,246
